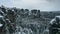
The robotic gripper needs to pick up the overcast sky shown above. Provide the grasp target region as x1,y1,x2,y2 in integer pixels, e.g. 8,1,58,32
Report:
0,0,60,11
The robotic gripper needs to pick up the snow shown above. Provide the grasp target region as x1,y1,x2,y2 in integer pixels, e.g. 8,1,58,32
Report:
45,29,49,32
0,24,3,27
50,16,60,25
13,32,26,34
12,9,14,11
1,11,4,14
18,32,26,34
55,16,60,19
0,15,3,18
50,18,55,24
55,16,60,18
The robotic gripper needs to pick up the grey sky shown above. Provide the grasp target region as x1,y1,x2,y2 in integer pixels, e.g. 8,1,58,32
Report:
0,0,60,11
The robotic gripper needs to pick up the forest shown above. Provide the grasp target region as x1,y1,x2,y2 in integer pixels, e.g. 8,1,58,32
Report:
0,6,60,34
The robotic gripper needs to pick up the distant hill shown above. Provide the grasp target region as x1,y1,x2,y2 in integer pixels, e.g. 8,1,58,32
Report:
41,11,60,19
